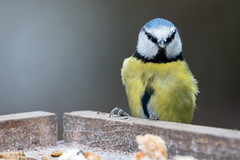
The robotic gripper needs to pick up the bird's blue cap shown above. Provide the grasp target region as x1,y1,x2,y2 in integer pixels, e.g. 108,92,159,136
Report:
143,18,175,29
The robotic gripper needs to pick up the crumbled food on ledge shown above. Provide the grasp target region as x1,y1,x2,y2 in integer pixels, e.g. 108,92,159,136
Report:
58,149,101,160
51,150,64,157
133,134,167,160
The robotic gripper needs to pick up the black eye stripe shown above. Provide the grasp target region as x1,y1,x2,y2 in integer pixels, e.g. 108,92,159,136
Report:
143,28,176,44
166,30,176,44
145,32,158,43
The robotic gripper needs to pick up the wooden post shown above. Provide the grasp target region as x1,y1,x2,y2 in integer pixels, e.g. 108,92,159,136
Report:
63,111,240,160
0,111,57,151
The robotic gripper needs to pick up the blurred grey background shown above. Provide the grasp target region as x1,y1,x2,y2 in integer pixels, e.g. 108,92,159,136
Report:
0,0,239,139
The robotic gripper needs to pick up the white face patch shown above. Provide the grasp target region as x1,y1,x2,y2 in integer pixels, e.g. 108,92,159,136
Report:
166,31,182,59
136,31,159,59
136,26,182,60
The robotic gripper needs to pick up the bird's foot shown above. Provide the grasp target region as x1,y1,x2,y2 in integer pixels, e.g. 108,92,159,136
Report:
109,107,130,118
149,113,160,120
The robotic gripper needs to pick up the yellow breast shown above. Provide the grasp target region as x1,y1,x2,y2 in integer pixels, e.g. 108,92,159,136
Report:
121,56,198,123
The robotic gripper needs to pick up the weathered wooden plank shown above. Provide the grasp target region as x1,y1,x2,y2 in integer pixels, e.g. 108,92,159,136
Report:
63,111,240,160
0,111,57,151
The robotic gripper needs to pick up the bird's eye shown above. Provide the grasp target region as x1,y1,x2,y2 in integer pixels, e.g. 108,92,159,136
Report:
145,32,158,43
146,33,153,40
166,30,176,44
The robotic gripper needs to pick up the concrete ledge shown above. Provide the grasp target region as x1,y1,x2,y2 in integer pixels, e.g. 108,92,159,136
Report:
0,111,57,151
63,111,240,160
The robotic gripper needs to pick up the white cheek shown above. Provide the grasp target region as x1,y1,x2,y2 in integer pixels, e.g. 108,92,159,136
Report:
136,32,158,59
166,33,182,58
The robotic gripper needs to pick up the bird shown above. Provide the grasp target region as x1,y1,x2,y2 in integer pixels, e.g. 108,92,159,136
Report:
110,18,199,123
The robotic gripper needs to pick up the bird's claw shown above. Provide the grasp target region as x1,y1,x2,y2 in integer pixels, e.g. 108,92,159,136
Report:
109,107,129,118
149,113,160,120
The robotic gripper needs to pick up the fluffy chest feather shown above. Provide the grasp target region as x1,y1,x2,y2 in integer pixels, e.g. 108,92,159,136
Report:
121,56,198,123
122,56,192,87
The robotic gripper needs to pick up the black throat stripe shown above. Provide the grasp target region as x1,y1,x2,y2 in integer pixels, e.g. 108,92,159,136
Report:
133,50,184,63
141,87,154,118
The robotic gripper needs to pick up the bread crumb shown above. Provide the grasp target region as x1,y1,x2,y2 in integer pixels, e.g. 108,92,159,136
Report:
41,154,53,160
59,149,87,160
133,134,167,160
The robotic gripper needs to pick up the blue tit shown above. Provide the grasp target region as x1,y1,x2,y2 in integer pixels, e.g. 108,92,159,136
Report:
120,18,199,123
